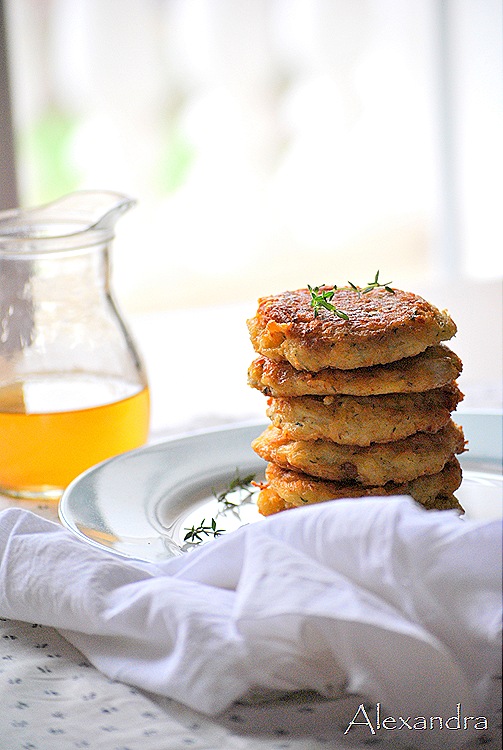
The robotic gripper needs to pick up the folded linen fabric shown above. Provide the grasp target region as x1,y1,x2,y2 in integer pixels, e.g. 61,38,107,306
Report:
0,498,501,749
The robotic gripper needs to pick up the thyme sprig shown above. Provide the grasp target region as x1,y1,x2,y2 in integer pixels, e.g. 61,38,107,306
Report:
348,270,394,295
183,470,258,546
308,271,394,320
183,517,225,543
212,470,257,507
307,284,349,320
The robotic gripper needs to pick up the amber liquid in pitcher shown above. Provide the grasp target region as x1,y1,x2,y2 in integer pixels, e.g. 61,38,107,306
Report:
0,374,150,499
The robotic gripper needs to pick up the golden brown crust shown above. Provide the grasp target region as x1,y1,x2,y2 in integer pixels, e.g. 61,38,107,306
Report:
251,420,466,485
247,287,457,370
264,459,463,510
256,486,289,516
257,481,463,516
265,384,463,446
248,345,463,397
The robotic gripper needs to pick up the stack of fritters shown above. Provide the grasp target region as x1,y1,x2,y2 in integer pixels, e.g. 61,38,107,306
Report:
247,285,466,516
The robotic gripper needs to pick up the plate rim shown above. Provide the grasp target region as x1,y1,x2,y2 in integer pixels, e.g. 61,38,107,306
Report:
58,418,503,562
58,420,268,560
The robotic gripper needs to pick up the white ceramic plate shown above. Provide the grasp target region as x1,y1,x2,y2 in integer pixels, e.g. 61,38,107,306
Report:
59,420,502,563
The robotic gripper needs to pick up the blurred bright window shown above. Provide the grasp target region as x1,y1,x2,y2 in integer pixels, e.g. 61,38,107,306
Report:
2,0,501,312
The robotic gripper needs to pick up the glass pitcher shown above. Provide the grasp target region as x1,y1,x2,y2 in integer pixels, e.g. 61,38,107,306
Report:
0,191,150,500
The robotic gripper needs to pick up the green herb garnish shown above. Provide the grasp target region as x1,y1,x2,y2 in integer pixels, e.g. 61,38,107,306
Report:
213,470,256,507
183,517,225,543
307,284,349,320
307,271,394,320
349,270,395,295
183,471,259,545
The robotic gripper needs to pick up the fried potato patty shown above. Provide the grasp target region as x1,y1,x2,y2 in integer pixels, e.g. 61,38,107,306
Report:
251,421,465,485
257,473,463,516
247,287,457,370
248,345,463,397
263,459,463,511
265,384,463,446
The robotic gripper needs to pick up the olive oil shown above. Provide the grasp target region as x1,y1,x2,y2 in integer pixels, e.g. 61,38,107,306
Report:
0,375,150,499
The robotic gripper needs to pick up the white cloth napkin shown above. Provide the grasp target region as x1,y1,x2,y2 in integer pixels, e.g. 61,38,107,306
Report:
0,498,501,749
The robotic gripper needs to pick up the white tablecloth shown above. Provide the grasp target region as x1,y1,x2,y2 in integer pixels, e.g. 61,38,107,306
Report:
1,614,501,750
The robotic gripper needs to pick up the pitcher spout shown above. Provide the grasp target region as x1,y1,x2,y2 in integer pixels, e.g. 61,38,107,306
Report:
46,190,136,233
0,190,136,255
